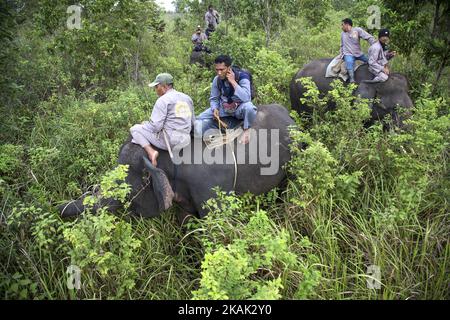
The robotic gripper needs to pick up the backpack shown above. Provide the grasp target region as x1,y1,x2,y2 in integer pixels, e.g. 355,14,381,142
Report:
217,66,256,101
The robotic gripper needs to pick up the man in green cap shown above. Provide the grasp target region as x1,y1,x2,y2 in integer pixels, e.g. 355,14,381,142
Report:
130,73,195,166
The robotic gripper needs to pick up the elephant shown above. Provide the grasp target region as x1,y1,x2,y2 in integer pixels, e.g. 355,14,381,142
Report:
289,58,413,126
59,104,295,223
189,50,210,67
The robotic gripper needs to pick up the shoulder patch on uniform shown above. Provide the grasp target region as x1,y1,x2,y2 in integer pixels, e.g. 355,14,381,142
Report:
175,101,192,118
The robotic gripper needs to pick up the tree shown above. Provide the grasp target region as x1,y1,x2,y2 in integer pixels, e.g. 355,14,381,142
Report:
237,0,290,47
383,0,450,88
300,0,331,27
46,0,163,97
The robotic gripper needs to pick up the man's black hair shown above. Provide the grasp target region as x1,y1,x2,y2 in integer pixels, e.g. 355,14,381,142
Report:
214,55,232,67
342,18,353,26
208,5,213,10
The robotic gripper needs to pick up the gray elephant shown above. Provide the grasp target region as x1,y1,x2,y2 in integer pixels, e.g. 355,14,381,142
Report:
189,50,210,67
59,104,295,223
289,58,413,126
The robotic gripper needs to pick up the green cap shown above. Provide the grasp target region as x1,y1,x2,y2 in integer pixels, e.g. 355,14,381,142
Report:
148,73,174,87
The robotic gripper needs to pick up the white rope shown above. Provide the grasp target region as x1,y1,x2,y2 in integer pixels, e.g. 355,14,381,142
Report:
204,126,242,190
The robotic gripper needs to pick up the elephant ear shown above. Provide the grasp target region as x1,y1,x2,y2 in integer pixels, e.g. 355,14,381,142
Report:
142,156,174,212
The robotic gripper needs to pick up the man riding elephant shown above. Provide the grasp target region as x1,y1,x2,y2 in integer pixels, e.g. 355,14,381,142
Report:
130,73,194,167
194,55,257,145
340,18,377,83
191,25,209,53
366,28,397,83
60,104,295,222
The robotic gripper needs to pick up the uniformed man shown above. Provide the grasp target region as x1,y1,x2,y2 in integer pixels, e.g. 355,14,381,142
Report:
367,28,397,82
130,73,195,166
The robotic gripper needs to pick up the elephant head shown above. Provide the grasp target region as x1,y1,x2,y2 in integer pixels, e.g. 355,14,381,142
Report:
59,139,175,218
355,73,413,126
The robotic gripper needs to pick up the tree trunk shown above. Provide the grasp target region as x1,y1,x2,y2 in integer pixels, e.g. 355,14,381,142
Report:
431,0,440,38
264,0,272,47
433,54,448,94
133,36,141,83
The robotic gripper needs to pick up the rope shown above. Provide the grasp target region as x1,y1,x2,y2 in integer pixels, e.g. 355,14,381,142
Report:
214,116,238,191
227,144,238,190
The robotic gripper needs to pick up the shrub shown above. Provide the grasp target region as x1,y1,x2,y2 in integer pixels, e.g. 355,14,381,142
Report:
0,144,25,183
63,165,140,299
192,210,296,300
189,189,321,300
249,48,296,106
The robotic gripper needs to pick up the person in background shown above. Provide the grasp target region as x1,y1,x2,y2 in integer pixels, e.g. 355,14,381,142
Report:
191,25,208,51
205,5,219,31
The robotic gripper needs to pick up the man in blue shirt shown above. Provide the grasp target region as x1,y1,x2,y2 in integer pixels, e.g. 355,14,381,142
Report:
194,55,257,144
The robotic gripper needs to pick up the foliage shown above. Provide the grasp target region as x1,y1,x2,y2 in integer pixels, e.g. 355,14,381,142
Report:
63,165,139,298
299,0,332,26
0,273,42,300
0,1,448,301
249,48,296,106
284,76,449,299
83,164,132,207
63,210,141,298
0,144,25,183
206,28,264,68
190,189,320,300
272,13,342,66
382,0,450,93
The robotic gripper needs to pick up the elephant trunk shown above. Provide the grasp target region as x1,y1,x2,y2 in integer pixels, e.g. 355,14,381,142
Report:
59,195,122,218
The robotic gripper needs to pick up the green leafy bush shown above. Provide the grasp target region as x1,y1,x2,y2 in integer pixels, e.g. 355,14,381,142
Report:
63,165,140,299
192,210,296,300
206,28,264,68
249,48,296,106
190,189,321,300
0,144,25,183
0,273,41,300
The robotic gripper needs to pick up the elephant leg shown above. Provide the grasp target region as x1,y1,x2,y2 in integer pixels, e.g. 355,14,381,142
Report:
391,109,403,128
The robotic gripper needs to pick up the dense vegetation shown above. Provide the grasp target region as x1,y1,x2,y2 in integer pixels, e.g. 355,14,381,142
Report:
0,0,448,299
